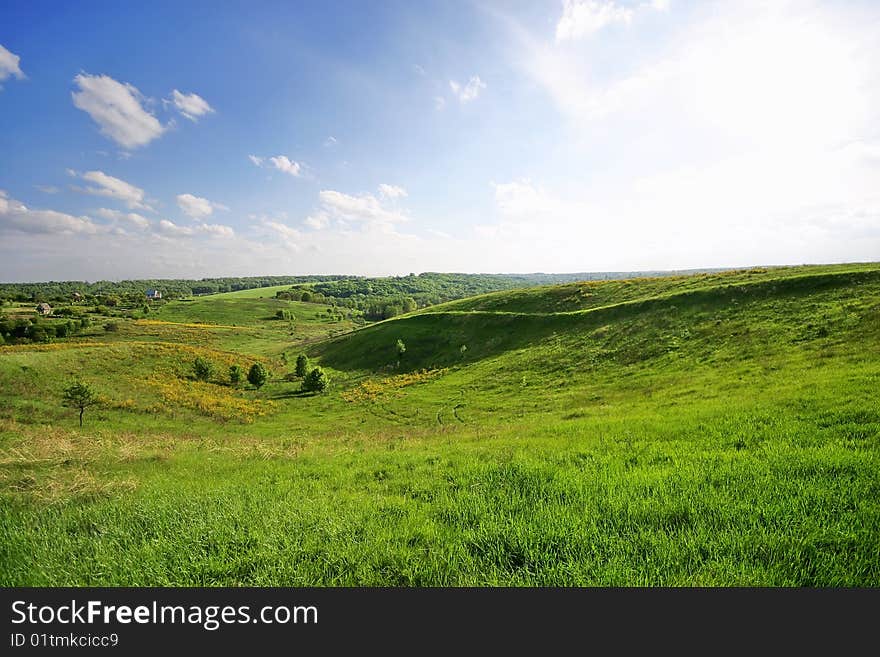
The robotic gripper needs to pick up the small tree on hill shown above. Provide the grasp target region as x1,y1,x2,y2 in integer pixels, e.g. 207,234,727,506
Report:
295,354,309,378
301,366,329,393
229,365,243,386
396,339,406,360
193,356,214,382
248,362,268,388
62,380,99,427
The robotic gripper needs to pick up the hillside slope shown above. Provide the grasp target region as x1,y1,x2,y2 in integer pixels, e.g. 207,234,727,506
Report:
313,263,880,375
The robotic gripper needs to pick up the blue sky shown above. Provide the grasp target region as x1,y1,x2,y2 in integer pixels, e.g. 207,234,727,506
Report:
1,0,879,281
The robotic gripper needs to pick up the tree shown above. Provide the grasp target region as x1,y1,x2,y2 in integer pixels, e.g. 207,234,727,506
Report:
248,362,268,388
396,339,406,359
229,365,243,386
193,356,214,382
295,354,309,378
62,380,99,427
301,366,329,393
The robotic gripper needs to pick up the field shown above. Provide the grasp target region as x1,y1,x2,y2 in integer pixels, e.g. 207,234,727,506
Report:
1,263,879,585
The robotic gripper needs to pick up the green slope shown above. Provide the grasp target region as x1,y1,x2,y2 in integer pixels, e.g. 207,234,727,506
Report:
2,262,879,585
313,262,880,374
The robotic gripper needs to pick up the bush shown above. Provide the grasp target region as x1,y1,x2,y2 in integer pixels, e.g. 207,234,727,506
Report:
103,322,119,332
295,354,309,378
396,339,406,359
229,365,243,386
248,362,268,388
193,356,215,381
28,326,50,342
302,366,330,393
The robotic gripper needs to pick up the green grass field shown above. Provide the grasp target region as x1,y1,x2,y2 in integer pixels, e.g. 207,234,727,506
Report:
1,263,879,585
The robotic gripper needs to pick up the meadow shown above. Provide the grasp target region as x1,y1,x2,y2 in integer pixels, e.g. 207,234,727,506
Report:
1,263,878,585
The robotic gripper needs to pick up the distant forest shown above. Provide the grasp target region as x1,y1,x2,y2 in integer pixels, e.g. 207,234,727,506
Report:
0,269,728,318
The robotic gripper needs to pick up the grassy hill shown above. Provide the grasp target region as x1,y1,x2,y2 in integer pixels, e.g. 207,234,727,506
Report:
1,263,878,585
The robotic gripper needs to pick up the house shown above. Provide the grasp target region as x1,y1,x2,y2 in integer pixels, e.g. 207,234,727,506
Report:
36,303,52,315
146,289,162,300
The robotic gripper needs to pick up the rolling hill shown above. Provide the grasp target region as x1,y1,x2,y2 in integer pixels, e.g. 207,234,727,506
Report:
1,262,878,585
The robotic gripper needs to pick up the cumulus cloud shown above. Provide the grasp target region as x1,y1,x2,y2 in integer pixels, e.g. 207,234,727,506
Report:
0,190,99,235
71,170,152,211
493,179,565,221
249,154,303,177
158,219,234,238
378,184,408,199
316,189,408,229
0,44,25,88
71,73,166,149
95,207,150,229
176,193,228,220
449,76,486,103
169,89,214,121
555,1,634,41
268,155,302,177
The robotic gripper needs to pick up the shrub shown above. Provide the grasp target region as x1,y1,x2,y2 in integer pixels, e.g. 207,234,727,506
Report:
229,365,243,386
302,366,330,393
396,339,406,359
103,322,119,332
295,354,309,378
193,356,215,382
248,362,268,388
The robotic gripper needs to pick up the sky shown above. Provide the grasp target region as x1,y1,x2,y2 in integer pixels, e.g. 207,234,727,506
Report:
1,0,879,282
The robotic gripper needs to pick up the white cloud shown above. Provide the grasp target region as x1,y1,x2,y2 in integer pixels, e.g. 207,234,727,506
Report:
0,190,99,235
176,193,227,220
378,184,408,199
95,207,150,229
71,73,166,149
73,170,152,211
169,89,214,121
158,219,234,238
434,96,446,111
493,179,565,221
35,185,60,194
268,155,302,177
316,189,408,229
304,213,330,230
249,154,303,177
0,44,25,87
324,136,338,147
262,220,303,249
555,1,633,41
449,76,486,103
